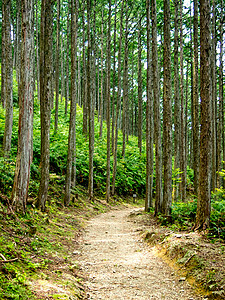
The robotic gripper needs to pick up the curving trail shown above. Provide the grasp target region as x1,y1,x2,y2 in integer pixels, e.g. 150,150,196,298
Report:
80,207,205,300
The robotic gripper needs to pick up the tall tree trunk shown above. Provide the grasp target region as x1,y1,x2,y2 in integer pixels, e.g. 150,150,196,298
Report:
64,0,77,206
65,10,70,117
152,0,163,215
173,0,180,201
111,1,117,154
193,0,200,197
82,2,88,136
122,2,128,158
16,0,21,85
54,0,60,134
112,0,124,196
106,0,111,202
88,0,95,200
36,0,40,102
61,38,65,103
37,0,54,211
146,0,154,211
195,0,212,230
179,0,186,201
11,0,34,213
211,0,217,192
217,2,223,188
99,9,104,138
2,0,13,157
137,16,143,154
162,0,172,215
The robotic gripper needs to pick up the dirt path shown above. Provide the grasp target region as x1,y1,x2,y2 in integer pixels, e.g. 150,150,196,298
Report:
80,207,206,300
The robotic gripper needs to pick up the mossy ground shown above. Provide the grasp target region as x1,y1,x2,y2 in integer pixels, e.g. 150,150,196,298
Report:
0,178,130,300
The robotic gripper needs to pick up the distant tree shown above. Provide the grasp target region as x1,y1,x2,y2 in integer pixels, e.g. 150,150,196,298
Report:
11,0,34,213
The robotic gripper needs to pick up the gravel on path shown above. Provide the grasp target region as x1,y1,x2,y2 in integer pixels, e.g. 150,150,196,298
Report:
80,207,206,300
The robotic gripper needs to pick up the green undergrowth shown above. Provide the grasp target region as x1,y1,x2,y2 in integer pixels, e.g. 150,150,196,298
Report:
156,197,225,242
0,98,146,200
0,184,121,300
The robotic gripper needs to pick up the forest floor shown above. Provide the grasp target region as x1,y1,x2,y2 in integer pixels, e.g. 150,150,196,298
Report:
1,195,224,299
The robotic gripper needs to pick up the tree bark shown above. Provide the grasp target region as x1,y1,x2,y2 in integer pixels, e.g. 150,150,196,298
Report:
37,0,54,211
99,9,104,138
162,0,172,215
88,0,95,200
173,0,180,201
2,0,13,157
217,1,223,188
65,9,70,117
193,0,200,197
82,1,88,136
152,0,163,215
106,0,112,202
179,0,186,201
112,0,124,196
195,0,212,230
11,0,34,213
122,2,128,158
54,0,60,134
111,1,117,154
137,16,143,155
145,0,154,211
64,0,77,206
211,0,217,193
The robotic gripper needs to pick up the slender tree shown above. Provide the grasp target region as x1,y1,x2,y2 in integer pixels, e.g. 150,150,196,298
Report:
88,0,95,200
82,1,88,136
195,0,212,230
112,0,124,196
146,0,154,211
193,0,200,197
162,0,172,215
152,0,163,215
173,0,180,201
211,0,217,192
122,2,129,158
217,0,223,188
2,0,13,157
11,0,34,213
54,0,61,134
106,0,112,202
37,0,54,211
64,0,77,206
99,9,104,138
137,16,143,155
179,0,186,201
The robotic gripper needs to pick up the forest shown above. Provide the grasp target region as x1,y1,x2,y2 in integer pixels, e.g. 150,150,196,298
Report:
0,0,225,298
